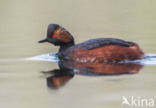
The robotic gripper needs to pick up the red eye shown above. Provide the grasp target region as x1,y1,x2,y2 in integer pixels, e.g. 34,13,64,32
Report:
52,34,55,38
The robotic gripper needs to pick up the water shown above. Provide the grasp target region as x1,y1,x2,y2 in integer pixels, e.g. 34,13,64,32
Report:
28,53,156,65
0,0,156,108
28,53,59,62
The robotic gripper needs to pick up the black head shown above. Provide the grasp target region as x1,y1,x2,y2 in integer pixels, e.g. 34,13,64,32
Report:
38,24,74,46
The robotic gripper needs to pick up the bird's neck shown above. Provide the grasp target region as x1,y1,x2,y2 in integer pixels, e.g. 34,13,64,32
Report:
59,41,75,53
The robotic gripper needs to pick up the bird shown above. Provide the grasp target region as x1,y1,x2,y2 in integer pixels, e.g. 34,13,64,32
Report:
39,24,144,63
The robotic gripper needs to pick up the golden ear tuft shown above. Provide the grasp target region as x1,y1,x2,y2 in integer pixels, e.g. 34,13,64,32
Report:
53,28,73,43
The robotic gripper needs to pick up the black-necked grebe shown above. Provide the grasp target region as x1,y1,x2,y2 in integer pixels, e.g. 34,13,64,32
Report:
39,24,144,63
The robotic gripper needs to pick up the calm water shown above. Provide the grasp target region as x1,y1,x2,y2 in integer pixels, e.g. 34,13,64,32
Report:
0,0,156,108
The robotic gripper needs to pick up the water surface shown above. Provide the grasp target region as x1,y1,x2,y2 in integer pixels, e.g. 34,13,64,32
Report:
0,0,156,108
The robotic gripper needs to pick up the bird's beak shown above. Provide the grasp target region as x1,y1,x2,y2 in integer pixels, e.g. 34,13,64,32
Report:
38,38,48,43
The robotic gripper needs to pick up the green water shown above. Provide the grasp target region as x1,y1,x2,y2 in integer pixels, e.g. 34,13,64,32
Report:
0,0,156,108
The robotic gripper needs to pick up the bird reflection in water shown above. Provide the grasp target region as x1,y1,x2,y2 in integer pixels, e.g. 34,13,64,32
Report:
42,61,143,89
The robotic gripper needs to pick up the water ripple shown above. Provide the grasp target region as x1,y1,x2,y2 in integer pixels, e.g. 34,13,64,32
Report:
27,53,59,63
27,53,156,65
132,54,156,65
